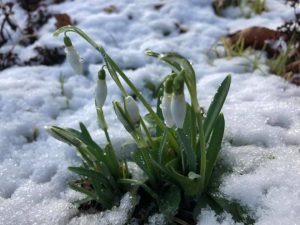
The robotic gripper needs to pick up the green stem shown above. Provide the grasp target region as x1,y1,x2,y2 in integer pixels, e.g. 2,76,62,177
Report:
54,26,179,150
140,119,154,147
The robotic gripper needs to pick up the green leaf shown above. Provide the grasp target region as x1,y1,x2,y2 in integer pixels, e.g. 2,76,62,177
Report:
47,126,82,147
103,144,120,179
68,166,117,208
193,193,220,220
158,128,169,164
79,122,103,152
205,113,225,188
159,185,181,220
133,149,158,187
118,179,159,202
155,85,164,136
165,160,202,197
68,182,97,199
176,129,196,173
204,75,231,142
68,166,112,189
183,103,197,151
208,194,255,224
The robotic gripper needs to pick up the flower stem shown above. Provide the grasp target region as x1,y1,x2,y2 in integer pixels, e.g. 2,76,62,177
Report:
54,26,179,150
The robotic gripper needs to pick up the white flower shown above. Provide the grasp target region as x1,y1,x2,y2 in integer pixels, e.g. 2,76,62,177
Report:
124,96,140,125
171,93,186,129
160,93,175,128
65,46,83,74
95,74,107,108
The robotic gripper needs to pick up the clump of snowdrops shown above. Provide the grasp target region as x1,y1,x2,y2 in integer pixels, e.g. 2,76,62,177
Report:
47,26,253,224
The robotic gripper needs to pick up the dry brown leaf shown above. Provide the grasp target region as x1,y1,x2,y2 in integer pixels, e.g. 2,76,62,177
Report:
226,26,287,56
54,13,72,29
286,60,300,73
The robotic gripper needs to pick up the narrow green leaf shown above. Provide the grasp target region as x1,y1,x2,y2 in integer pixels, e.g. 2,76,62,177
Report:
133,149,158,187
205,113,225,188
103,144,120,179
159,185,181,220
208,193,255,224
165,161,202,197
176,129,196,172
119,179,160,202
204,75,231,142
48,126,82,147
68,182,97,199
158,128,169,164
68,166,111,188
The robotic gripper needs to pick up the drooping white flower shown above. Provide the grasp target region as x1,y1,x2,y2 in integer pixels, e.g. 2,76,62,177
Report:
95,68,107,108
124,96,140,126
171,75,186,129
64,36,83,75
171,94,186,129
160,76,175,128
161,94,175,128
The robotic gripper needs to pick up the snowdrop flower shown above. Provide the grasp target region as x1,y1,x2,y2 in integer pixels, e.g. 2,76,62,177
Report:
113,101,134,133
124,96,140,126
95,68,107,108
160,77,175,128
64,36,83,74
171,75,186,129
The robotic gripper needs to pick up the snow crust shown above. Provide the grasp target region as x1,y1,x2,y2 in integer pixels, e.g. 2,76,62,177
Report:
0,0,300,224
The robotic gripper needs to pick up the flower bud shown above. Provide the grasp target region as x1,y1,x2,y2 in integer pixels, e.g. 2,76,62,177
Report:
45,126,82,147
113,101,135,133
64,36,83,75
124,96,140,127
171,75,186,129
95,68,107,108
160,77,175,128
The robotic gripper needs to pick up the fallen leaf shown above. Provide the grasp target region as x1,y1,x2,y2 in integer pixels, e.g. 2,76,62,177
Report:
226,26,287,56
286,60,300,73
54,13,72,28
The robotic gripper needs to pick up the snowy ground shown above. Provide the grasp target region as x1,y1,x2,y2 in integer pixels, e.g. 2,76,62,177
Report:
0,0,300,224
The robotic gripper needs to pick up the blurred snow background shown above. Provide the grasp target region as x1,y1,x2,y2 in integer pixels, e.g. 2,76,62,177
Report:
0,0,299,224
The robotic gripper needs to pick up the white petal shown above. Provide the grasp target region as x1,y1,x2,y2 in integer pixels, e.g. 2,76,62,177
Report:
124,96,140,124
171,94,186,129
160,94,174,128
95,79,107,108
66,46,83,74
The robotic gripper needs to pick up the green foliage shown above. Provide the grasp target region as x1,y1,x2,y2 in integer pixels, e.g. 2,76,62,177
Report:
48,26,253,224
47,122,128,209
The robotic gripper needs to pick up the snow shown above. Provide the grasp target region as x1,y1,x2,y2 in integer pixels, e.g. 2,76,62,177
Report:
1,0,300,224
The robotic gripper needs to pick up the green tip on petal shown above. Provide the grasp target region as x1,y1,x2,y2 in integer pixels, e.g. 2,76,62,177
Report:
173,73,185,95
98,68,106,80
64,36,72,47
164,76,174,94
